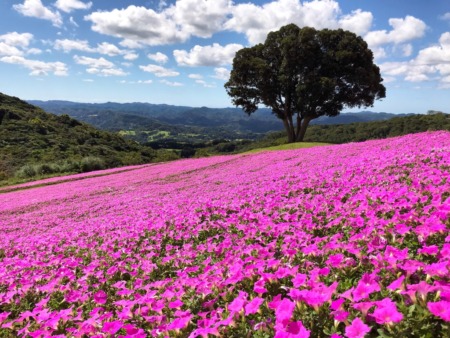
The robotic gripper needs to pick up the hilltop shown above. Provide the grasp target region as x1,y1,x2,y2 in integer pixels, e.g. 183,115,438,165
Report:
29,100,406,145
0,93,157,184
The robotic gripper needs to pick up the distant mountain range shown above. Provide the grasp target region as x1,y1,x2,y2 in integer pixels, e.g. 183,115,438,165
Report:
28,100,409,144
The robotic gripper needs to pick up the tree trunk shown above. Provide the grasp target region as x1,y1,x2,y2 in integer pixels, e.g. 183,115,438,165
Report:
282,117,295,143
296,117,312,142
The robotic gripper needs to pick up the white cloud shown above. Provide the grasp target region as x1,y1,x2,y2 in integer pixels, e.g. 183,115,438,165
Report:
55,0,92,13
441,12,450,20
140,64,179,77
195,79,216,88
339,9,373,36
160,79,183,86
85,1,232,47
212,67,230,81
124,53,139,61
69,16,79,27
96,42,124,56
0,32,36,57
0,55,68,76
74,55,114,68
74,54,127,76
379,32,450,86
54,39,94,53
54,39,135,59
26,48,42,55
0,43,23,56
174,43,243,67
365,16,427,48
147,52,169,64
188,73,203,79
168,0,232,38
84,6,187,46
0,32,33,48
224,0,372,45
13,0,63,27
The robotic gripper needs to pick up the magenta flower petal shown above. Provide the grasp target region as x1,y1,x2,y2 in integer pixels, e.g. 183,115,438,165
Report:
428,301,450,321
245,297,264,315
93,290,107,305
345,317,371,338
102,320,123,335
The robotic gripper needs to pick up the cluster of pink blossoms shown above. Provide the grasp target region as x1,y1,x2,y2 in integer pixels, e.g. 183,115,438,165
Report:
0,131,449,337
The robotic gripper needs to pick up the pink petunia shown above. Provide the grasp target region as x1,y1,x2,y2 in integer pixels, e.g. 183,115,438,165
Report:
93,290,107,305
275,298,295,323
428,301,450,321
345,317,371,338
169,299,184,309
102,320,123,335
245,297,264,315
372,301,403,325
386,275,405,291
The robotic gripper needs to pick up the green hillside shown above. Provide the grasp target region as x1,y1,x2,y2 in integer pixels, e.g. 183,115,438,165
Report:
0,93,157,184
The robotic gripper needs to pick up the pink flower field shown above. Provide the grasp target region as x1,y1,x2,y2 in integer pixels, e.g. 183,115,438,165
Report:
1,131,449,337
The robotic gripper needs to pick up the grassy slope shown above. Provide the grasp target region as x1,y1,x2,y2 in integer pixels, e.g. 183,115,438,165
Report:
242,142,331,153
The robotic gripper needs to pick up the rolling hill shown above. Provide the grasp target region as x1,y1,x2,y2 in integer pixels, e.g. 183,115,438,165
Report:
28,100,406,144
0,93,156,183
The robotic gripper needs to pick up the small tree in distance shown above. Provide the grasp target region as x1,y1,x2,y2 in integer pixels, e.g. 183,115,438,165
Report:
225,24,386,143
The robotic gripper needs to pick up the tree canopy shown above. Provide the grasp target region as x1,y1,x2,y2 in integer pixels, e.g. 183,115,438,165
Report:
225,24,386,142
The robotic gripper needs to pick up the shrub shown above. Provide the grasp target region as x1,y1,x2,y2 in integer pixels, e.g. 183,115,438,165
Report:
80,156,105,172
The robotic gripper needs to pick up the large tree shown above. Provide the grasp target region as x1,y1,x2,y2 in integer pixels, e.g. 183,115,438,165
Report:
225,24,386,142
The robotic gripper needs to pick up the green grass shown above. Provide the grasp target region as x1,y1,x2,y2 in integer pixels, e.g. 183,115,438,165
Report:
242,142,332,154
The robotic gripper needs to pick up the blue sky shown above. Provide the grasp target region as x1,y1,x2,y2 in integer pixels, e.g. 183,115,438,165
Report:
0,0,449,114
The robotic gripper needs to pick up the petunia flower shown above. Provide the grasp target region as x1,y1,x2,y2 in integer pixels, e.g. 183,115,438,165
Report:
245,297,264,315
372,300,403,325
345,317,371,338
93,290,107,305
428,301,450,321
102,320,123,335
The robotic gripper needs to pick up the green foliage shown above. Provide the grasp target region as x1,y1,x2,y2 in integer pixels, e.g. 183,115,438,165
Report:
0,92,157,185
303,112,450,144
80,156,105,172
225,24,385,142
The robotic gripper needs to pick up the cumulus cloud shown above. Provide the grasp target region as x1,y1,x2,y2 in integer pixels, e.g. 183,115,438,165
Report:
96,42,124,56
55,0,92,13
13,0,63,27
168,0,232,38
140,64,179,77
338,9,373,36
85,1,232,47
124,53,139,61
54,39,135,59
365,16,427,47
224,0,373,45
440,12,450,20
174,43,243,67
84,6,186,46
0,32,33,48
195,79,216,88
74,55,127,76
54,39,94,53
212,67,230,81
0,55,67,76
0,43,23,57
0,32,37,57
379,32,450,87
160,79,183,86
147,52,169,64
188,73,203,79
